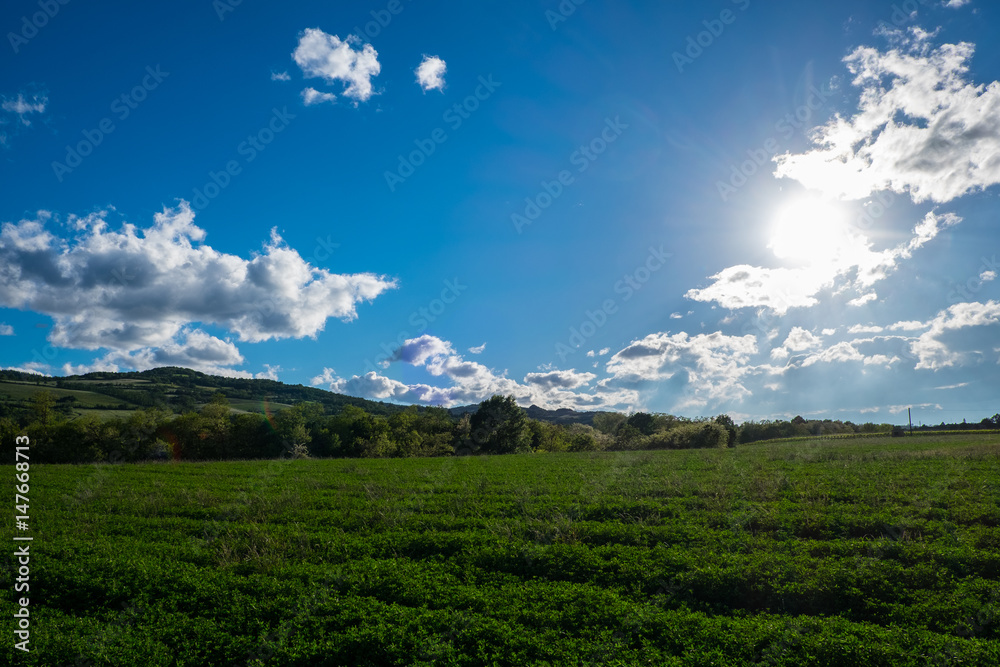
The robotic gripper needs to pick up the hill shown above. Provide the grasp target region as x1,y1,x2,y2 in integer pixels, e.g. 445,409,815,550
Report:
0,366,416,420
0,367,610,425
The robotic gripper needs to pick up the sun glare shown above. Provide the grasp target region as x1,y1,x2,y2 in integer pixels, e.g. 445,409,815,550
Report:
768,195,850,265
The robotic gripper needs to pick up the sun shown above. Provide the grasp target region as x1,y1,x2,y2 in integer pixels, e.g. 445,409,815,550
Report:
768,195,850,265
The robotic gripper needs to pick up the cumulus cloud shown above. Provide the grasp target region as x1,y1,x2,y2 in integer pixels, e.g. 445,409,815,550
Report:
64,332,284,379
774,31,1000,203
292,29,380,103
0,203,395,370
798,340,900,369
301,87,337,106
524,369,596,390
415,55,447,92
911,300,1000,369
315,334,637,410
770,327,823,360
605,331,758,409
0,323,12,336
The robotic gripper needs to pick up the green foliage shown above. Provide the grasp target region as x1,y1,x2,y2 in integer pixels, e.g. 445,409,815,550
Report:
468,395,532,455
646,421,729,449
8,434,1000,666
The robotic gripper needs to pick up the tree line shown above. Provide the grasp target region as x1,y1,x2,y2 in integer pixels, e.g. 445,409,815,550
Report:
3,390,996,465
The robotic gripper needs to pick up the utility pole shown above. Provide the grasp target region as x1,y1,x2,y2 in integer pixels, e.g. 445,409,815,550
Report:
908,407,913,435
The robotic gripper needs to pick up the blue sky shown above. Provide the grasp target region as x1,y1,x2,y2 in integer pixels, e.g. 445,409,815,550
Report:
2,0,998,424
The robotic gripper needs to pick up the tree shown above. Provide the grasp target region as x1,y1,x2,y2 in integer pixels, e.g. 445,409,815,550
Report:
468,395,531,455
30,391,57,427
592,412,626,436
714,414,738,447
626,412,657,436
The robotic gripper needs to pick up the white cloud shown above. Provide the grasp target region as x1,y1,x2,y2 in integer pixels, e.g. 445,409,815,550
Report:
301,87,337,106
271,71,291,81
605,331,758,409
848,324,884,334
468,342,487,354
888,403,941,415
685,265,826,314
889,320,929,331
415,55,447,92
0,323,12,336
911,300,1000,369
315,334,637,410
62,329,281,379
292,29,380,103
2,363,49,376
934,382,969,390
822,328,837,336
0,203,396,363
981,270,997,283
687,210,961,314
848,292,878,306
798,340,900,369
524,369,596,390
944,0,970,7
311,367,338,386
774,32,1000,203
670,312,683,319
1,92,47,125
771,327,823,360
598,347,610,356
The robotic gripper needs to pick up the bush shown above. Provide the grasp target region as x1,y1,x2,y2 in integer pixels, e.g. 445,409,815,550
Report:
647,422,729,449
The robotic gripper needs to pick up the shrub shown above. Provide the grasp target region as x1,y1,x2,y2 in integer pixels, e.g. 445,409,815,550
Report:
647,422,729,449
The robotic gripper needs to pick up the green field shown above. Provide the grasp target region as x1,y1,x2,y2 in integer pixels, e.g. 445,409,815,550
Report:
8,435,1000,665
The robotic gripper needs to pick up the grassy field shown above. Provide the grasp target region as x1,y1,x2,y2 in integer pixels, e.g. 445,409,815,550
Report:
7,435,1000,665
